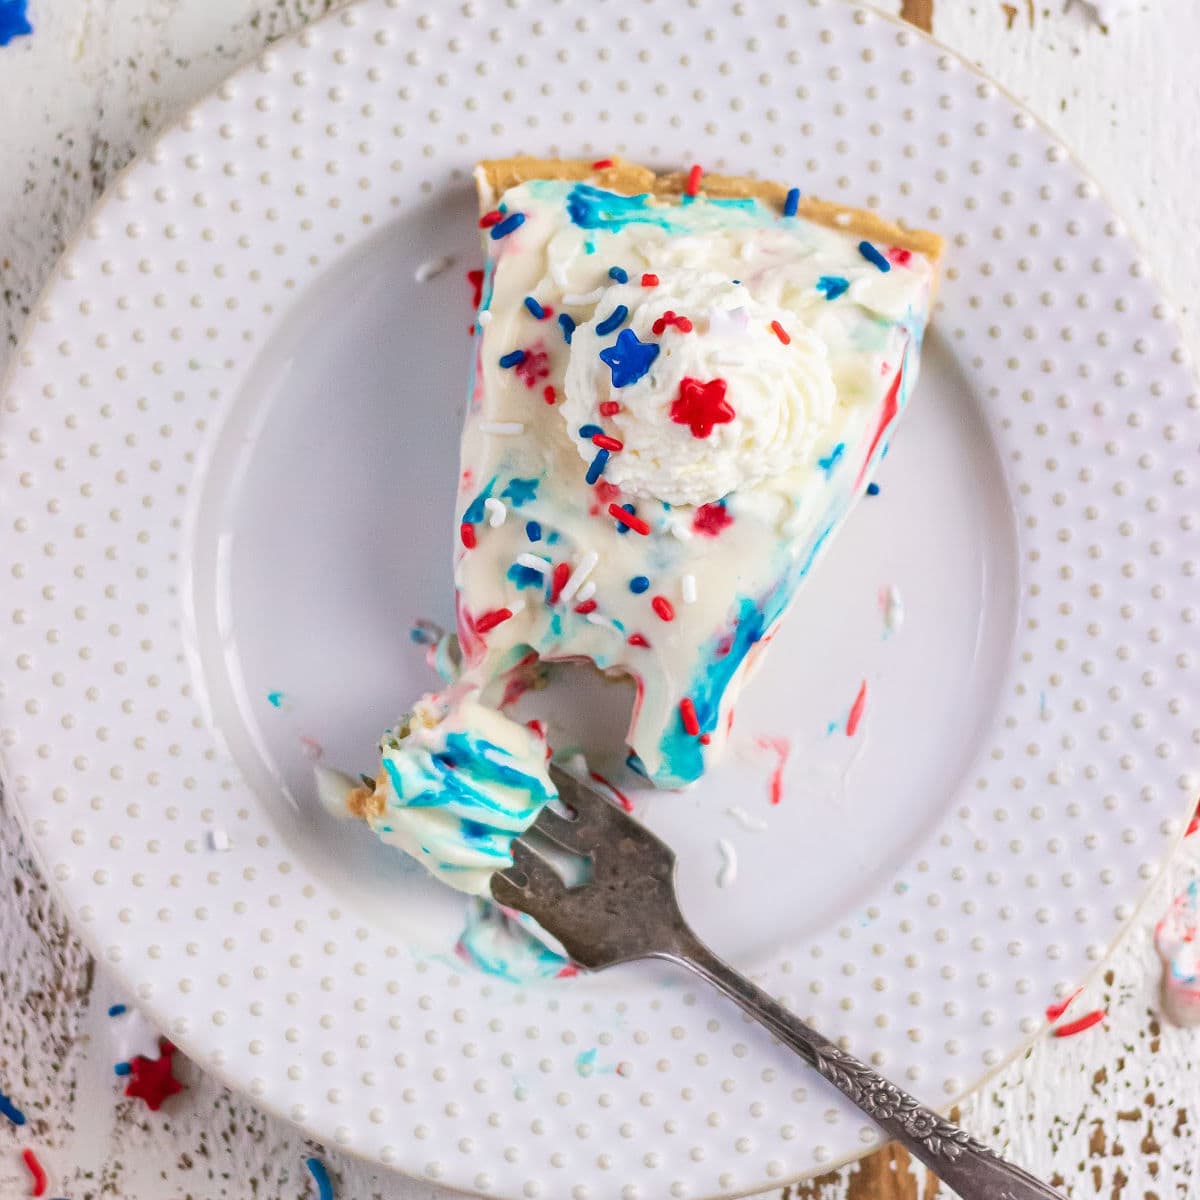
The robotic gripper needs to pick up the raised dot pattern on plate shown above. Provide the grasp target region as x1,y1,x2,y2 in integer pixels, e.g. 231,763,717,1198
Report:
0,2,1197,1197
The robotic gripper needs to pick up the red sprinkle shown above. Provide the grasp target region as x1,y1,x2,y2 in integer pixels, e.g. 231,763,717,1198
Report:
757,735,791,805
699,733,711,745
466,268,485,308
609,504,650,535
599,401,621,417
684,163,703,197
124,1040,184,1111
549,562,571,603
22,1149,47,1197
769,319,791,345
1052,1010,1106,1039
460,523,477,549
640,273,659,287
651,596,675,622
887,246,913,266
543,384,557,405
679,698,700,736
627,632,650,648
475,607,514,634
526,719,547,740
556,963,580,979
1186,801,1200,837
693,501,733,536
589,770,635,813
652,310,694,336
1045,987,1083,1023
591,158,615,170
592,434,624,452
573,599,598,615
845,679,868,737
478,210,504,228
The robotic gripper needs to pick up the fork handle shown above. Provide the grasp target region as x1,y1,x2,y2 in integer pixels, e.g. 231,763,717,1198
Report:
665,937,1065,1200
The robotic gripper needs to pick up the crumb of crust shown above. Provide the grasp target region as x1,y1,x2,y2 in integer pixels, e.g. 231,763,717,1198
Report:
347,784,385,821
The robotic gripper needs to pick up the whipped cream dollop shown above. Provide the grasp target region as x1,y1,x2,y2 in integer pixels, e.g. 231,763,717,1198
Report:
562,271,837,507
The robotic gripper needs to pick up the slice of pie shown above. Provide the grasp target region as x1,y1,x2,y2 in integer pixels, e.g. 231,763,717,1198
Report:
330,157,942,892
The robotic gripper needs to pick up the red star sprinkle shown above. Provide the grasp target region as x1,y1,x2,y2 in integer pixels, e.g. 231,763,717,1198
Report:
670,376,734,439
693,502,733,536
514,345,550,389
124,1040,184,1112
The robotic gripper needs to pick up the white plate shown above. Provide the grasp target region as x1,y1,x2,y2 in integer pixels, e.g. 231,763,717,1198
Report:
2,2,1197,1196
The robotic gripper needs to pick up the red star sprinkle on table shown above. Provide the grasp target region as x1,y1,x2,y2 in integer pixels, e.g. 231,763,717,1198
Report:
670,376,734,439
124,1039,185,1111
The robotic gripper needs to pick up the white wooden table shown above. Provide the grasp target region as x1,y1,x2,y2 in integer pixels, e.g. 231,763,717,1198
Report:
1,2,1197,1196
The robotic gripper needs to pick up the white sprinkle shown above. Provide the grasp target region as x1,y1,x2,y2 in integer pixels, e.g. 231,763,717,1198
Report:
665,513,694,543
206,829,231,852
515,552,551,575
880,583,905,636
549,259,572,293
484,497,507,528
478,310,493,326
725,806,768,833
414,254,455,283
585,613,621,634
681,574,697,605
575,580,597,604
716,839,738,888
562,287,606,305
509,599,527,616
479,421,525,436
833,211,852,227
560,550,599,605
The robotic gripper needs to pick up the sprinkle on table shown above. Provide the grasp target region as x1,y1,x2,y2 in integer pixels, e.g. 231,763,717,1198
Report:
783,186,801,218
1052,1009,1106,1039
679,698,701,736
306,1157,335,1200
490,211,526,239
108,1003,128,1017
845,679,869,737
499,349,527,369
651,596,676,622
866,481,881,496
684,163,703,197
124,1039,184,1111
475,608,514,634
769,320,791,345
22,1148,47,1197
857,240,891,272
0,1089,26,1126
609,503,650,535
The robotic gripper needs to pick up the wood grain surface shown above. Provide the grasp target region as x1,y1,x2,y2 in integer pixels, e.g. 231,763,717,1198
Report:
1,2,1199,1197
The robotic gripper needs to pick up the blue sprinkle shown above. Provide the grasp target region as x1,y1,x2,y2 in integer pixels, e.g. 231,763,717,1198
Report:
578,423,603,438
816,275,850,300
558,313,576,344
629,575,650,594
525,520,543,542
858,241,891,273
0,1090,26,1126
266,691,285,709
595,304,629,336
817,442,845,477
306,1157,335,1200
0,0,32,47
599,328,659,388
490,212,526,239
783,187,800,218
523,296,546,319
585,449,611,484
501,477,539,507
607,266,628,283
507,563,546,590
866,482,881,496
108,1003,127,1017
113,1062,132,1077
499,349,527,369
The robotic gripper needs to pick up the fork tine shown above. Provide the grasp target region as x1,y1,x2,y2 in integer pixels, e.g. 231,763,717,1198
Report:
547,763,631,829
509,838,567,894
531,803,593,854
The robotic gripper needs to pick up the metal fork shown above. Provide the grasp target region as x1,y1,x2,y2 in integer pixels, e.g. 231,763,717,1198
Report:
492,764,1066,1200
